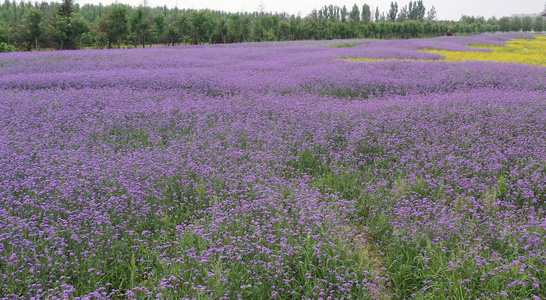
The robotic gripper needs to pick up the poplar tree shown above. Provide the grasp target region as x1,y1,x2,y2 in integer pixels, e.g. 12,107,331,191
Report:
55,0,74,49
21,7,42,50
388,2,398,22
130,6,150,47
426,5,437,21
533,16,543,33
498,17,511,32
511,16,522,32
361,4,371,24
521,16,533,32
340,5,347,22
349,4,360,22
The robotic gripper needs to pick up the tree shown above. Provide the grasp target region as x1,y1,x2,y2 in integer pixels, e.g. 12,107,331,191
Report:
227,13,242,43
175,13,191,44
130,6,151,47
533,16,543,33
397,5,408,22
58,0,73,19
349,4,360,22
407,0,425,21
415,0,426,21
511,16,521,32
306,9,319,22
53,17,69,49
152,12,165,45
388,2,398,22
259,15,280,41
361,4,371,24
165,21,179,46
0,0,521,52
97,5,128,48
327,5,337,22
112,6,129,48
426,5,437,21
278,20,290,40
521,16,533,32
408,1,414,20
340,5,348,22
189,10,215,44
54,0,77,49
0,21,8,43
0,41,16,52
498,17,511,32
402,20,424,38
71,14,90,49
460,15,475,24
241,16,253,42
21,7,42,50
487,17,497,26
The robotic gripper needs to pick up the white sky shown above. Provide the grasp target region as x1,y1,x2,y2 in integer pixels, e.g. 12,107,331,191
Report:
76,0,545,21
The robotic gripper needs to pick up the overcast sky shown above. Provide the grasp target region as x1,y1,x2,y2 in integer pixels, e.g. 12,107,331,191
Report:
76,0,545,21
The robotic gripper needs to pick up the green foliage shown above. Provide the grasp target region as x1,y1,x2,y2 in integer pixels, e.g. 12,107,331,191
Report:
0,20,8,43
152,12,165,44
498,17,511,32
329,42,362,48
511,16,522,32
53,0,83,49
129,6,150,47
53,16,69,49
21,7,43,50
188,10,216,44
521,16,533,32
361,4,371,24
0,1,527,51
58,0,74,19
93,31,108,49
407,0,426,21
426,5,437,21
0,41,14,52
388,2,398,22
96,4,129,48
287,150,331,178
71,14,90,49
227,13,243,42
297,138,546,299
349,4,360,22
533,16,543,33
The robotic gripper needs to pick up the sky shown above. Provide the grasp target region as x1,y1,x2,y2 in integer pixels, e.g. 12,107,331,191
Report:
76,0,546,21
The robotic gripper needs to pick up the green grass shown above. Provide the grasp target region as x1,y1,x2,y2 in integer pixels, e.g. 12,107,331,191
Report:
280,135,546,299
328,42,365,48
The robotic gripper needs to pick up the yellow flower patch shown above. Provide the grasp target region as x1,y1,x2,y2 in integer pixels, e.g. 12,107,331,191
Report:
345,58,433,62
422,35,546,66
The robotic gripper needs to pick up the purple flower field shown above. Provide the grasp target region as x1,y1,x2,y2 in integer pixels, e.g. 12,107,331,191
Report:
1,33,545,299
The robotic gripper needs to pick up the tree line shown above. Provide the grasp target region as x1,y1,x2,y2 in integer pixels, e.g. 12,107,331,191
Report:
0,0,544,52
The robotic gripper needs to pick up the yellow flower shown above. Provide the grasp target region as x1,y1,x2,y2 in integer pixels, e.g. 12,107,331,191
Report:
422,35,546,66
347,35,546,66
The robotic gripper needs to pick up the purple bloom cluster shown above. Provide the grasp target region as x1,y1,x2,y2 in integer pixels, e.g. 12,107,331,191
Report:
0,33,545,299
